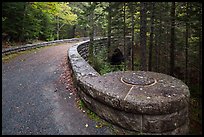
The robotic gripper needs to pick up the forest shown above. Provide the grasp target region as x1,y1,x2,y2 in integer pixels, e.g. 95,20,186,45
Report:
2,2,202,134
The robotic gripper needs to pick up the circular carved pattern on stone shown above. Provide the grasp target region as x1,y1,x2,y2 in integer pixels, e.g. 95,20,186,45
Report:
121,72,155,86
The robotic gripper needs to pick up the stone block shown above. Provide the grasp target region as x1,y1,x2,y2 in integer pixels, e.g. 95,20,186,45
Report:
142,107,188,133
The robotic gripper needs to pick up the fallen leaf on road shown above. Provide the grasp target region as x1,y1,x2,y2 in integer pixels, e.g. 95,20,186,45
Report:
21,59,26,61
95,124,103,128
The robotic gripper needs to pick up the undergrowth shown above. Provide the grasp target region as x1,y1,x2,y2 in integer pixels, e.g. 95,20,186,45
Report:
90,48,125,75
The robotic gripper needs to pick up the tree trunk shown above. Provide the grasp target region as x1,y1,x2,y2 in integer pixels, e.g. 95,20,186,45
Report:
140,2,147,71
165,22,169,74
170,2,175,76
123,2,126,70
185,2,189,84
88,2,95,64
198,5,202,93
107,2,111,59
164,3,170,74
56,16,60,40
84,26,87,37
131,3,135,71
72,25,76,38
155,23,159,72
155,9,162,73
20,2,27,42
148,2,155,71
199,27,202,92
56,20,66,40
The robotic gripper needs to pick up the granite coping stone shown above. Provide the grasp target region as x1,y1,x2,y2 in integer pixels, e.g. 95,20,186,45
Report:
79,71,190,115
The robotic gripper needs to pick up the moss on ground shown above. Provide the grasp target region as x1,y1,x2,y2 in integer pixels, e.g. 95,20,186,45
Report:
76,95,202,135
75,98,141,135
2,43,60,63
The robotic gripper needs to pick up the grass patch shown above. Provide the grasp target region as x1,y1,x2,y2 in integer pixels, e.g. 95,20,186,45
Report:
76,98,110,127
76,98,116,129
2,47,41,63
2,53,20,62
2,43,60,63
76,98,141,135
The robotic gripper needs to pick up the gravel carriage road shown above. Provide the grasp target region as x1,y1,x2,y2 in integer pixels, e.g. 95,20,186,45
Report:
2,41,113,135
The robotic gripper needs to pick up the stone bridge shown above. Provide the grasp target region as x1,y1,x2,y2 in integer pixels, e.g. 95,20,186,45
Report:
67,37,190,135
2,37,190,135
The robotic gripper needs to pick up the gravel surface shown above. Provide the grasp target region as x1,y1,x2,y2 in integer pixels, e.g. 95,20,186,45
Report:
2,42,113,135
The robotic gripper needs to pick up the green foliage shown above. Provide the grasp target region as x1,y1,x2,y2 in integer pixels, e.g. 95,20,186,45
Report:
31,2,77,40
22,4,42,41
2,2,26,41
133,57,140,70
86,109,102,122
2,2,77,42
91,47,124,75
77,99,85,110
91,50,110,74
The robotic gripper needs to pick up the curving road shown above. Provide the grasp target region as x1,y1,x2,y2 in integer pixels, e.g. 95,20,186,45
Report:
2,41,113,135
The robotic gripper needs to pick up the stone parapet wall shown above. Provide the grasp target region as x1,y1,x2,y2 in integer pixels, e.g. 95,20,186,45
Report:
2,38,85,56
76,37,108,61
68,38,190,135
